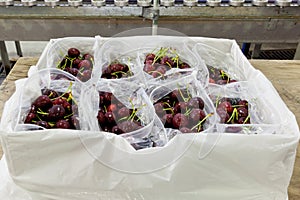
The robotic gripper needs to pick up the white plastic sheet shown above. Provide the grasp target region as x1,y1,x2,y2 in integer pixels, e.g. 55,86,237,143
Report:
0,36,299,200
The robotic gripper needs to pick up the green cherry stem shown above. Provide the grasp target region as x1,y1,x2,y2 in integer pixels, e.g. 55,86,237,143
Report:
163,107,174,115
64,112,74,119
148,70,164,77
36,114,42,121
118,116,129,122
48,122,56,127
243,114,250,124
226,108,238,123
184,108,192,116
191,113,214,131
37,111,49,115
177,87,189,102
162,101,172,108
232,105,245,108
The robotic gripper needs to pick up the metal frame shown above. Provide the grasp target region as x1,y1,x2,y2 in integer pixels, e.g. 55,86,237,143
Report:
0,41,10,75
0,4,299,68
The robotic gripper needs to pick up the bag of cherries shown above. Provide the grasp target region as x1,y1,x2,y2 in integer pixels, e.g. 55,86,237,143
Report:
94,36,208,90
13,68,87,132
136,36,207,87
150,72,217,138
93,36,144,84
193,42,250,86
207,82,282,134
88,80,167,149
36,37,96,82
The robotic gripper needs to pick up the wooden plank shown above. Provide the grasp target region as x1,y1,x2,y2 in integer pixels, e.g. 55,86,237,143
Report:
0,57,39,158
0,58,299,199
249,60,300,126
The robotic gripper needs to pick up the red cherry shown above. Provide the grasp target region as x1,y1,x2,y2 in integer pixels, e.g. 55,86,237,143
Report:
78,60,92,71
107,104,117,113
209,78,215,84
25,113,36,123
36,121,51,129
172,113,188,129
55,120,71,129
217,101,233,114
33,95,53,110
67,48,80,58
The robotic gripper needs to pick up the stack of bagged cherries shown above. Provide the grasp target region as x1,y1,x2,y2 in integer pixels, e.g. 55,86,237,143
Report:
24,46,249,136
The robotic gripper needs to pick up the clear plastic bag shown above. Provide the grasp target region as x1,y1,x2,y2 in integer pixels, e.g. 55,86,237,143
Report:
36,37,96,82
150,72,217,138
193,42,249,85
93,36,144,84
207,82,283,134
86,79,167,147
12,68,87,131
94,35,208,90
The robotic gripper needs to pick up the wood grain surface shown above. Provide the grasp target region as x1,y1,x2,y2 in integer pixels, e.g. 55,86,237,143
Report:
0,57,39,158
0,58,299,199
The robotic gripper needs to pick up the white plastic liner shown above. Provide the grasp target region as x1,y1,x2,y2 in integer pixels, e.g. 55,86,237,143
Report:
0,35,298,200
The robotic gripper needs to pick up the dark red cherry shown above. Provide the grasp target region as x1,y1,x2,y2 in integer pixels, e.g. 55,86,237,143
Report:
143,64,156,73
118,121,140,133
162,114,173,128
179,127,193,133
145,53,155,61
225,126,242,133
217,101,233,114
112,126,124,135
41,89,58,98
25,113,37,123
238,100,249,109
217,109,230,123
154,102,165,117
237,107,248,118
97,110,107,125
179,62,190,69
72,58,81,69
160,56,174,67
78,60,92,71
67,68,79,76
78,70,92,82
187,97,205,110
118,107,130,119
237,117,250,124
70,116,80,129
172,113,188,129
36,121,51,129
68,48,80,58
189,109,206,123
55,120,70,129
105,112,116,125
107,104,118,113
83,53,94,62
33,95,53,110
48,105,65,120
